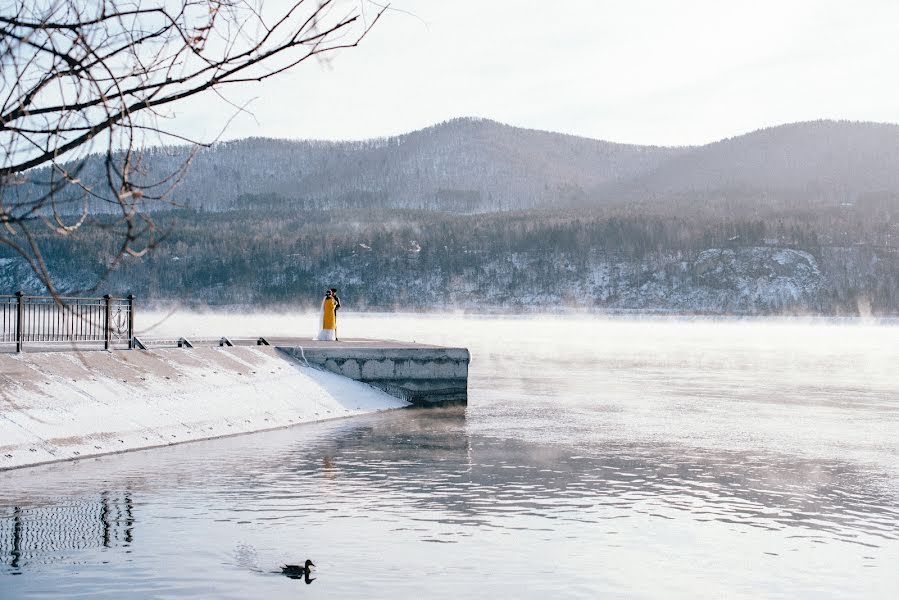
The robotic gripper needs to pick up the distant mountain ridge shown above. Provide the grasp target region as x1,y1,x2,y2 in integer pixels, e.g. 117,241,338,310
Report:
132,117,685,212
604,120,899,206
20,117,899,214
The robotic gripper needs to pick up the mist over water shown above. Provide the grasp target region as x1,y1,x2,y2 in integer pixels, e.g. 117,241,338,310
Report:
2,314,898,598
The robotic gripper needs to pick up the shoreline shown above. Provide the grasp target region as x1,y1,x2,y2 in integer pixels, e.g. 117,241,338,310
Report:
135,307,899,327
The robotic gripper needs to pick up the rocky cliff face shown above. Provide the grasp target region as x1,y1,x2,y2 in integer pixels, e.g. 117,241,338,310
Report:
0,259,42,294
686,248,823,311
454,247,826,314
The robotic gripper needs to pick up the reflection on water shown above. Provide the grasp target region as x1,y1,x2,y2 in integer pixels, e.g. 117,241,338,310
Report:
218,407,899,545
2,408,897,597
2,316,899,598
1,493,134,573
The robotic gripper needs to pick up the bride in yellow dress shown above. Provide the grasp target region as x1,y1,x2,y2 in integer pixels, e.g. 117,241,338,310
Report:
315,289,338,341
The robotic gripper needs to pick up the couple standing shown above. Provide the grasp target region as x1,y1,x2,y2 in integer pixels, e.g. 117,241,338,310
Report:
315,288,341,341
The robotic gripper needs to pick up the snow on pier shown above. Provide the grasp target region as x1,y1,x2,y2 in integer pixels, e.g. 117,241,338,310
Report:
0,346,407,471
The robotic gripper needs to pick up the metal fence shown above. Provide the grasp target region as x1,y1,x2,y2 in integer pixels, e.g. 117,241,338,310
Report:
0,292,134,352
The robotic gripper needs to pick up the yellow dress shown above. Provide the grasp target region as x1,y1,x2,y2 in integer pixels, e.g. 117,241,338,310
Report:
322,297,336,330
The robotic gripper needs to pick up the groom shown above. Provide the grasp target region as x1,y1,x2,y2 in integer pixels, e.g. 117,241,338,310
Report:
330,288,341,341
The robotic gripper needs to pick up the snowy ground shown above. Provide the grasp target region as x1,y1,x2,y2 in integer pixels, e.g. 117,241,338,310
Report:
0,346,407,470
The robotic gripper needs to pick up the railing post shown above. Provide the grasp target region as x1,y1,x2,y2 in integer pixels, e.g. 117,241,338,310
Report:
103,294,112,351
15,290,24,353
127,294,135,349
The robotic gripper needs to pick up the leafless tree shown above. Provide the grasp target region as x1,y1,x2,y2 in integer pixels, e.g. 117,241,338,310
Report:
0,0,385,294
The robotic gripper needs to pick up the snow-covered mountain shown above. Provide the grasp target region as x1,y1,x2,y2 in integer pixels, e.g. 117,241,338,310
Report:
24,117,683,213
602,120,899,206
6,117,899,315
25,117,899,215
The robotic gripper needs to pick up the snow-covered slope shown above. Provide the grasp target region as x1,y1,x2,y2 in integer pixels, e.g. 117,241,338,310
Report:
0,347,407,470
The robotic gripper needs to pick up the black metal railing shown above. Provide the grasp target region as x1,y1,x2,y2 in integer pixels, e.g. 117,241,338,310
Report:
0,292,134,352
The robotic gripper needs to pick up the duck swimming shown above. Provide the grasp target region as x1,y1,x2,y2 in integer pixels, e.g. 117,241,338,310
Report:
281,559,315,580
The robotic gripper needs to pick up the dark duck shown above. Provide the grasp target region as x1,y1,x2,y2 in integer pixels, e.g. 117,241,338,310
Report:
281,559,315,582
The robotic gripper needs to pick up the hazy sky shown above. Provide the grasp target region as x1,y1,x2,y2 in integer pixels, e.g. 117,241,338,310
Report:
175,0,899,146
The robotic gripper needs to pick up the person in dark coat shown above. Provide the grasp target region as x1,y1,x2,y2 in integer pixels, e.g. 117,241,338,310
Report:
330,288,341,341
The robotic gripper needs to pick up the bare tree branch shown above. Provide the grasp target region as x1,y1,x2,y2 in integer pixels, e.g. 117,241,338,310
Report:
0,0,387,295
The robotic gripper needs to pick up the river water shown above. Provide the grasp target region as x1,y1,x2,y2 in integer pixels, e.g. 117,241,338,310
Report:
2,315,898,598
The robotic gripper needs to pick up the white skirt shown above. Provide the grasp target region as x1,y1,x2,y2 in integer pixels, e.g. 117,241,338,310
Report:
315,329,336,341
314,300,337,341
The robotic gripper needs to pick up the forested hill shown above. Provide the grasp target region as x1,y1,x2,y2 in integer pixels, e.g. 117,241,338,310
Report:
23,117,899,214
600,120,899,208
5,118,899,315
189,118,683,211
26,118,684,213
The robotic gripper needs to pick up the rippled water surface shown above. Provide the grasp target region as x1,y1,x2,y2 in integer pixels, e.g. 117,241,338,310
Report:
2,315,898,598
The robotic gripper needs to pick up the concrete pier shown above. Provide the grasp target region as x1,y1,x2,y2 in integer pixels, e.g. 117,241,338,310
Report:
274,339,470,405
0,338,470,470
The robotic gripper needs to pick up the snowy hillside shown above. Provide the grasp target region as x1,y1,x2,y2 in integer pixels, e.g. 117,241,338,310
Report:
21,118,683,214
6,118,899,315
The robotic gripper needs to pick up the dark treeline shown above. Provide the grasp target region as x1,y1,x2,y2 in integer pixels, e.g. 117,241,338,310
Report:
5,200,898,315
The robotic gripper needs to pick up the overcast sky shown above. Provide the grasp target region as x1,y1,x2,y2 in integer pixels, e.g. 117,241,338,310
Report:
175,0,899,147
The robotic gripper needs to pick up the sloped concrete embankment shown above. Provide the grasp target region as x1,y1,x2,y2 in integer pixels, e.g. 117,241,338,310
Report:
0,347,407,471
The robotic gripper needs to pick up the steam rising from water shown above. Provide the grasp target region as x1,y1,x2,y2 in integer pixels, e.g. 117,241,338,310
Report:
141,312,899,469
